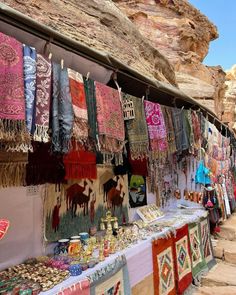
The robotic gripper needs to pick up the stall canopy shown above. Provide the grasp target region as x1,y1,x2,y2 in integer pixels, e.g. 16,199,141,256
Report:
0,2,233,138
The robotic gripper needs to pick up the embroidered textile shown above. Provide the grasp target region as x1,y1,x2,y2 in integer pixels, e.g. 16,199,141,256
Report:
68,69,88,144
152,237,176,295
128,150,148,176
89,256,131,295
83,77,97,148
56,278,90,295
95,82,125,165
23,45,37,134
173,225,192,294
129,174,147,208
172,108,189,154
200,217,216,269
44,167,129,242
144,101,168,155
125,94,149,159
52,63,74,154
188,222,207,278
0,219,10,240
161,106,176,154
33,54,52,142
0,32,30,147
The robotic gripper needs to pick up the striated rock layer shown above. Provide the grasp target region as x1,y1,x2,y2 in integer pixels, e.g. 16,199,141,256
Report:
1,0,176,86
115,0,226,117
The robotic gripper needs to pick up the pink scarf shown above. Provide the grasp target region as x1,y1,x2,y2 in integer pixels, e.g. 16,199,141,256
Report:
95,82,125,165
144,100,167,154
0,32,30,148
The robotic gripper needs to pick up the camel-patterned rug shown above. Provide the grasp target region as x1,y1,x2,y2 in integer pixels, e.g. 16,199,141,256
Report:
44,166,129,242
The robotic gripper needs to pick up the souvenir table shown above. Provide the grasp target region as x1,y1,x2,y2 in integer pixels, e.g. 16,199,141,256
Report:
41,208,207,295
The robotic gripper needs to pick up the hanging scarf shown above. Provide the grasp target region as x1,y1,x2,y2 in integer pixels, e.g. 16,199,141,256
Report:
128,149,148,176
0,151,28,187
23,45,37,134
26,142,65,186
83,77,97,149
192,111,201,148
33,54,52,142
68,69,89,145
125,94,149,159
0,32,30,149
161,106,176,154
95,82,125,165
172,108,189,154
183,109,193,150
63,148,97,180
144,100,167,157
52,63,74,154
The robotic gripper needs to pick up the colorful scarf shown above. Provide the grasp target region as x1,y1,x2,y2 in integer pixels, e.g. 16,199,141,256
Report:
26,142,65,186
144,101,167,157
52,63,74,154
33,54,52,142
68,69,88,145
192,111,201,148
0,32,30,148
23,45,37,134
95,82,125,165
0,151,28,187
63,147,97,180
125,94,149,159
172,108,189,154
128,149,148,176
83,77,97,149
161,106,176,154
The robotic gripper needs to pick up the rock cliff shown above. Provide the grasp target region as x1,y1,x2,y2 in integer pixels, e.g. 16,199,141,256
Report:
115,0,226,117
2,0,176,85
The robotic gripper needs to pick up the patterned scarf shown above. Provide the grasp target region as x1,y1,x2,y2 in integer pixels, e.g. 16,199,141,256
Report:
184,110,194,150
23,45,37,134
144,100,168,157
83,77,97,149
52,63,74,154
95,82,125,165
68,69,88,145
161,106,176,154
0,32,30,149
33,54,52,143
192,111,201,148
125,94,149,159
172,108,189,154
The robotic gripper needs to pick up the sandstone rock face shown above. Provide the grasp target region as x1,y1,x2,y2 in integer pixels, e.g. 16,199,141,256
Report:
115,0,225,116
2,0,176,85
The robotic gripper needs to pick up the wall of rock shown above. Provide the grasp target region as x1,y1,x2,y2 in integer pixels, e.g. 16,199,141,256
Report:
114,0,226,117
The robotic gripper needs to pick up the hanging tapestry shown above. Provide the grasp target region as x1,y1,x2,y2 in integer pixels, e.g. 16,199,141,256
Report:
144,101,168,157
88,256,131,295
161,106,176,154
68,69,89,145
0,32,30,150
52,63,74,154
44,166,129,242
152,237,176,295
129,174,147,208
23,45,37,134
33,54,52,143
125,94,149,159
83,77,97,149
56,278,90,295
200,217,216,269
173,224,192,294
188,222,207,280
172,108,189,154
95,82,125,165
26,142,65,186
0,151,28,188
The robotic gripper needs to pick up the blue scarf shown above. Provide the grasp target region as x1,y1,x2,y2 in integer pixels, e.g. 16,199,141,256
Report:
23,45,37,134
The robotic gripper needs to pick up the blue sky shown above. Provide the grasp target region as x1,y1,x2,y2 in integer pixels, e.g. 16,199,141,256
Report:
189,0,236,70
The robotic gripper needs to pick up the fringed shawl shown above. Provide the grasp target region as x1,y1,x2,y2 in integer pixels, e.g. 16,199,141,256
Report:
23,45,37,134
144,100,167,157
125,94,149,159
52,63,74,154
161,106,176,154
95,82,125,165
68,69,89,145
33,54,52,142
0,32,30,150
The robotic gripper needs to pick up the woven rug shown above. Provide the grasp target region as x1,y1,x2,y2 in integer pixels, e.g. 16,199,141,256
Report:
200,217,216,269
152,237,176,295
188,222,207,280
88,255,131,295
173,224,192,294
56,278,90,295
